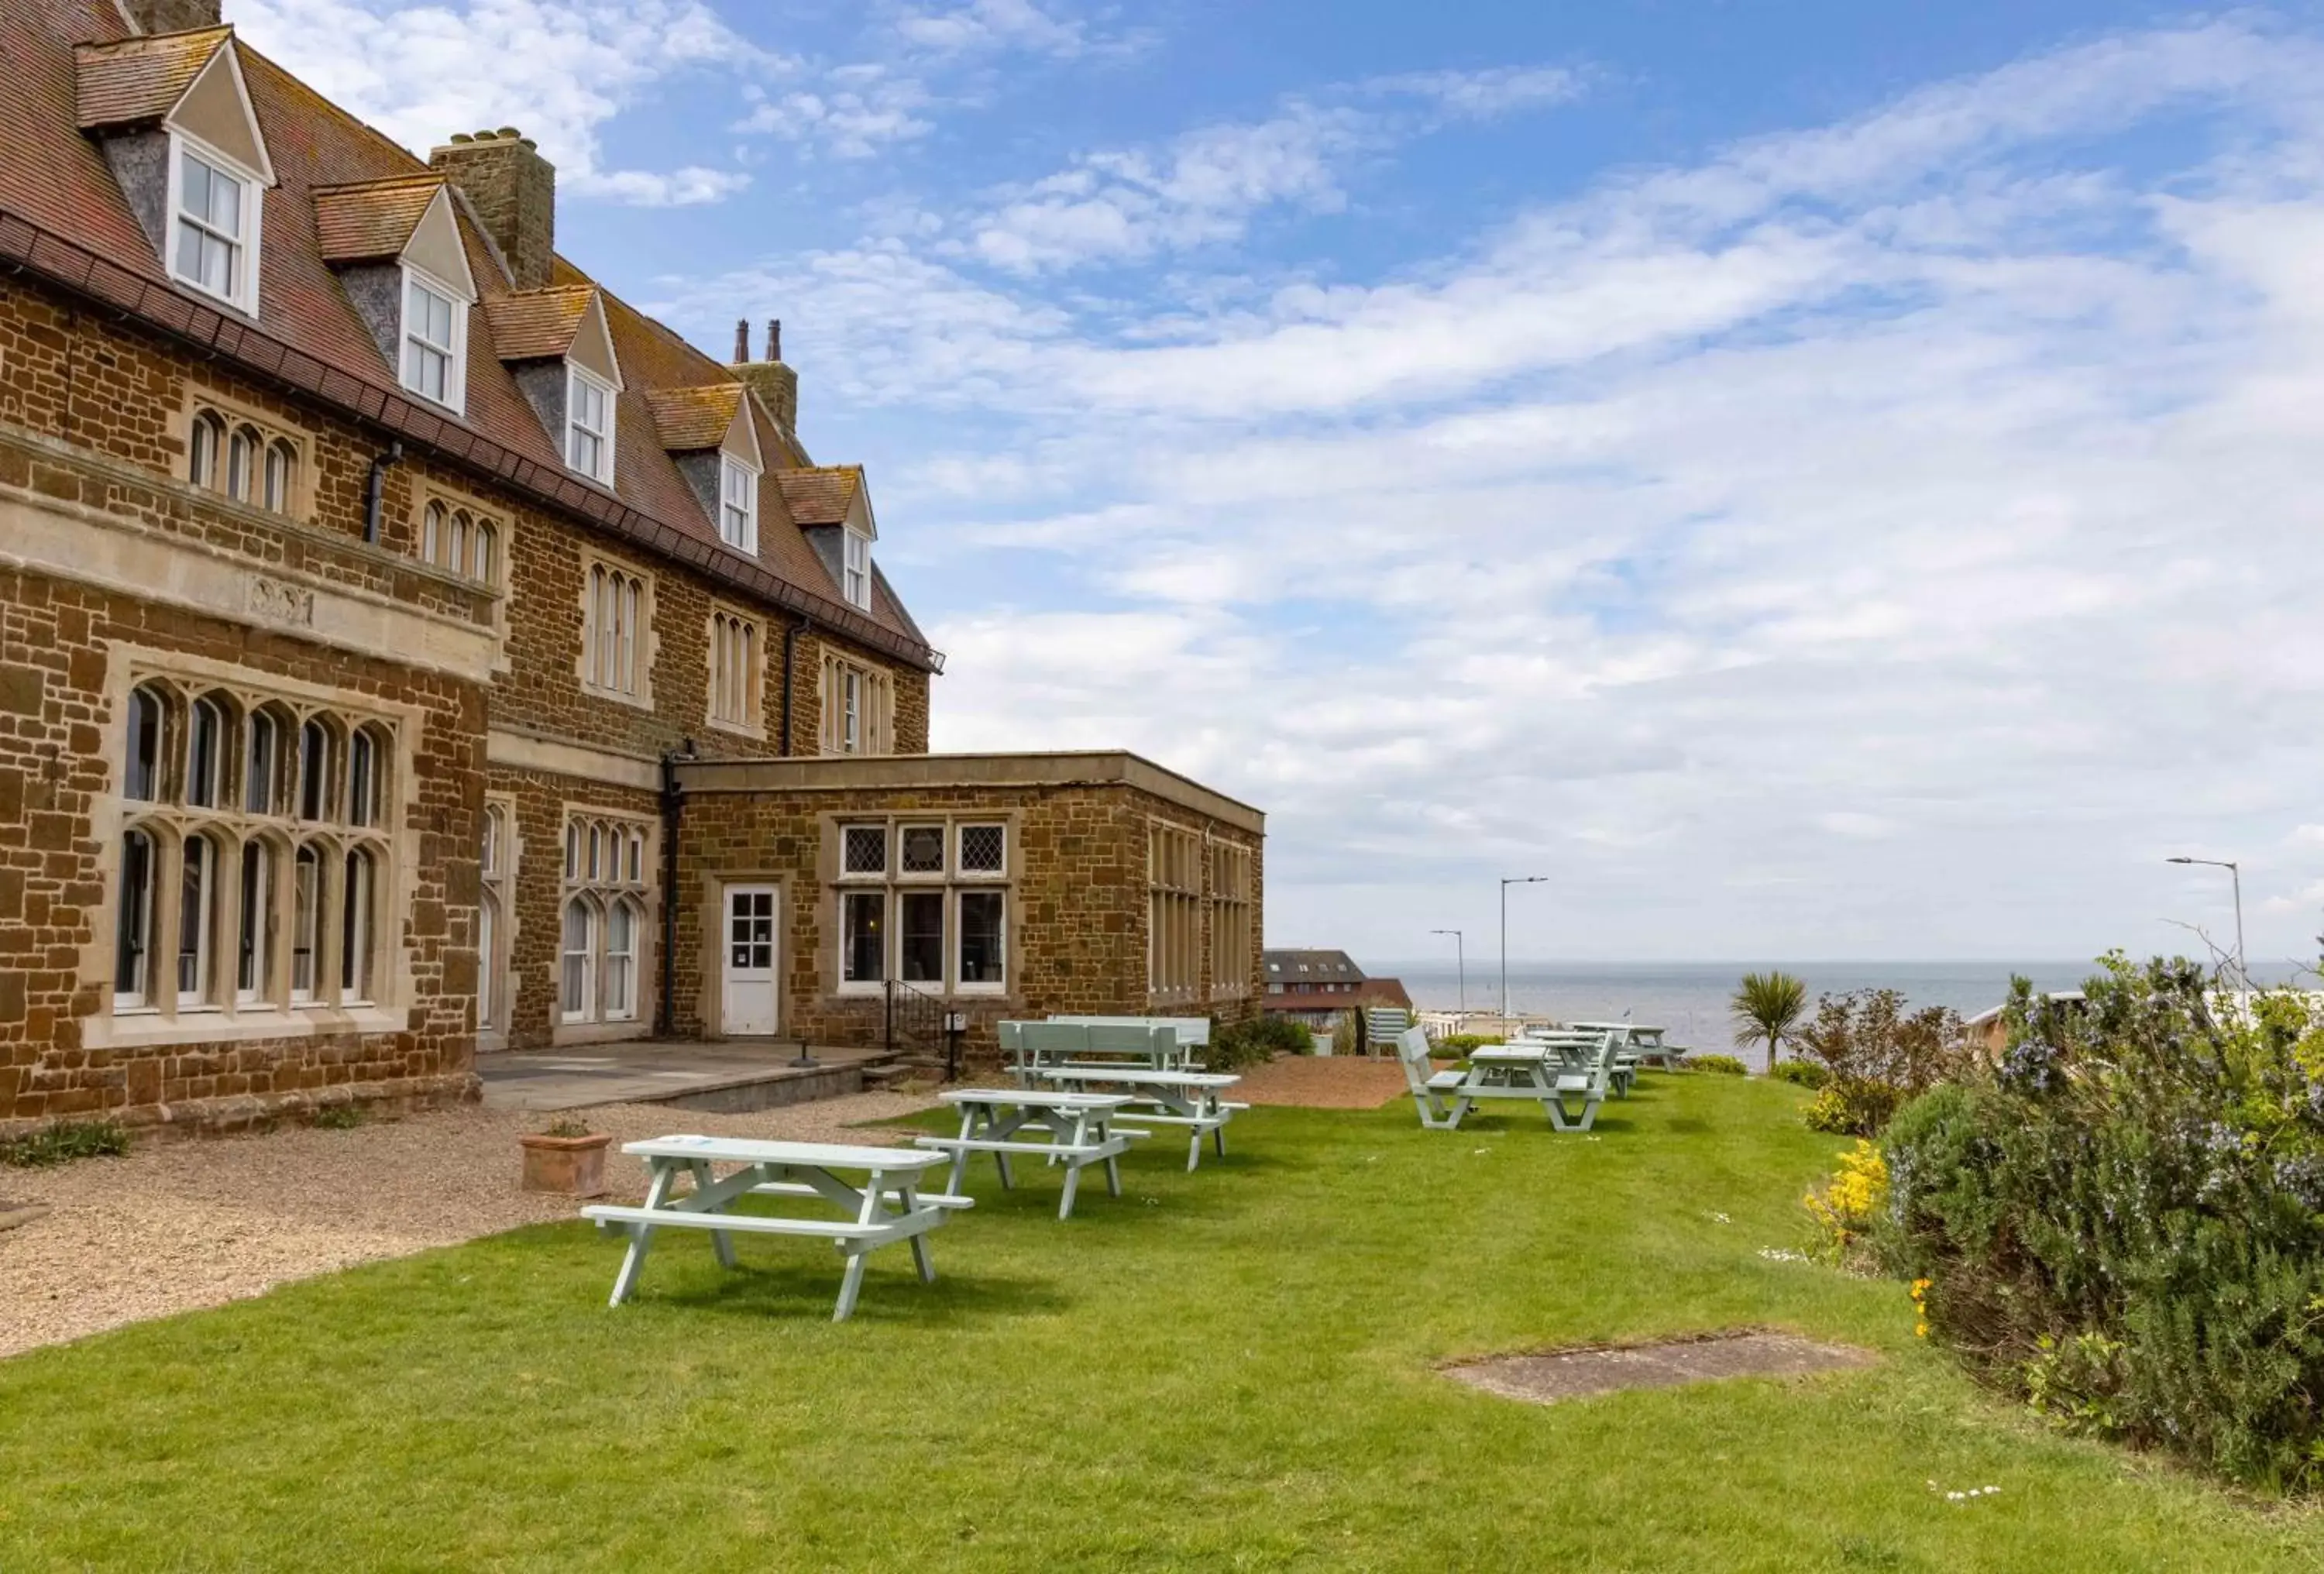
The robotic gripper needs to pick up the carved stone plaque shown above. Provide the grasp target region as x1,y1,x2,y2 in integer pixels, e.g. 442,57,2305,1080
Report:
248,576,316,628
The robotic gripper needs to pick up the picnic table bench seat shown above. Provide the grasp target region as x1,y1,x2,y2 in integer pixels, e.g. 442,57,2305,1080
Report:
1024,1062,1244,1170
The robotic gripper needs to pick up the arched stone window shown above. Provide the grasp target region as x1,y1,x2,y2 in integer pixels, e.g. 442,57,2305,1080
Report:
115,827,157,1007
560,897,596,1024
605,897,640,1022
177,831,218,1006
341,847,376,1003
290,842,322,1002
225,424,262,503
187,410,225,490
236,837,275,1003
263,439,297,513
185,695,225,809
125,682,167,802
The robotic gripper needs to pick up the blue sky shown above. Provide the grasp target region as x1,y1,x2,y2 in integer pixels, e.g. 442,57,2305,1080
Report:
237,0,2324,967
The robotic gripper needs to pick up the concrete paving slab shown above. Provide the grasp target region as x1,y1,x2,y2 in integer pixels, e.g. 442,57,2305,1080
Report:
478,1043,892,1113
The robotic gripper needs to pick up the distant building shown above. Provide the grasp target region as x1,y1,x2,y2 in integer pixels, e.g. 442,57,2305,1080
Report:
1260,950,1411,1038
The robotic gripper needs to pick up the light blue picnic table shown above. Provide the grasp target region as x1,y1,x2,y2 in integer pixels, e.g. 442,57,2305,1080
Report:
915,1087,1147,1219
1396,1029,1618,1133
581,1135,970,1321
1027,1062,1246,1170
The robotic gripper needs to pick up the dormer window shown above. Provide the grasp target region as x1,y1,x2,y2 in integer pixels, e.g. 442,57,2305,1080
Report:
843,530,871,610
401,270,467,413
719,458,758,554
567,366,616,484
171,141,260,311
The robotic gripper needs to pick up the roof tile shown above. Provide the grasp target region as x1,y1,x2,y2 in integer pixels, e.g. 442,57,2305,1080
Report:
74,27,229,129
775,466,864,528
643,384,744,452
480,285,595,362
311,175,442,263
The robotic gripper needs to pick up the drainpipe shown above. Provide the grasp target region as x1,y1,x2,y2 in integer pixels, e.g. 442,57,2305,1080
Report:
780,616,810,756
362,440,404,545
655,738,696,1037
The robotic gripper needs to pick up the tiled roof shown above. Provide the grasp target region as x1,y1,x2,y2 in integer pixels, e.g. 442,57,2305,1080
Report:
73,27,229,129
1,0,936,670
481,285,596,362
644,384,744,452
311,175,442,263
776,466,864,528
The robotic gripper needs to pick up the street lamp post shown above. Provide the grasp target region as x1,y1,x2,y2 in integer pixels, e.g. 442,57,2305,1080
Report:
2166,855,2246,988
1429,929,1466,1015
1500,877,1549,1026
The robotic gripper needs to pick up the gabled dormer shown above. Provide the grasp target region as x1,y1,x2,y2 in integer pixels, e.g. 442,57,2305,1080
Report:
314,177,480,416
77,27,277,317
644,386,764,555
777,466,878,613
483,286,624,486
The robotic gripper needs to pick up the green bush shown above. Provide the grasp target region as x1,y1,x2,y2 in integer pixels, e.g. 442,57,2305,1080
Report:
0,1119,132,1168
1208,1013,1312,1071
1434,1033,1504,1055
1689,1053,1748,1075
1875,954,2324,1493
1769,1060,1831,1088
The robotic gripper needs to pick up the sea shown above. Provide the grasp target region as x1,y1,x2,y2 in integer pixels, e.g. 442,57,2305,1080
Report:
1367,958,2291,1070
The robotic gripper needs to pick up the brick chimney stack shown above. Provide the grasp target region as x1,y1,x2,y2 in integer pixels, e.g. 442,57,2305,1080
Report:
428,128,555,291
122,1,224,30
732,316,799,434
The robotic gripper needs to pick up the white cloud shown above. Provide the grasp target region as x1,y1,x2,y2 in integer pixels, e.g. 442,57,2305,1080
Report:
1367,64,1587,119
232,0,762,204
658,15,2324,961
894,0,1129,60
962,101,1374,270
734,67,936,159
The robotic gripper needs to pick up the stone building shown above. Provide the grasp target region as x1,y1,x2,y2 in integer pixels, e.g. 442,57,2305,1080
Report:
0,0,1262,1137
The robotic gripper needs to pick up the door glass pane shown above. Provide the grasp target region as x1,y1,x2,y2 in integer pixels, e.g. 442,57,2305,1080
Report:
899,891,944,984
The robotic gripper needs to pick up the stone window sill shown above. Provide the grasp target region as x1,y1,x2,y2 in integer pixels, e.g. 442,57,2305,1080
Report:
84,1004,411,1050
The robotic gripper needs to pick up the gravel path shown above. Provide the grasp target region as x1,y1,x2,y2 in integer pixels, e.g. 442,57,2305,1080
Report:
0,1094,935,1361
1231,1055,1413,1109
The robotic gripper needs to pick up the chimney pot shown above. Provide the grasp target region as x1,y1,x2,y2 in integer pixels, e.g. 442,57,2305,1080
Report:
733,320,750,364
766,318,782,363
430,129,556,290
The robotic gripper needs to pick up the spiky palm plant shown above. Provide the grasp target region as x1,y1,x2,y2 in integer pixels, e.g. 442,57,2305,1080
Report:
1731,970,1809,1067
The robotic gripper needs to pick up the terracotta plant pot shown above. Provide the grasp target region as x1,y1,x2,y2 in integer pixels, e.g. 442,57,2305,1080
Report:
518,1130,612,1198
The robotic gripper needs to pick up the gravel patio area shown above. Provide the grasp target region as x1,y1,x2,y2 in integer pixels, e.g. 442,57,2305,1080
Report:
0,1093,934,1361
1230,1054,1413,1109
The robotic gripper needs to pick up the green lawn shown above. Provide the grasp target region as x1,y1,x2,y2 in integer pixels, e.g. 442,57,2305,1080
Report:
2,1076,2318,1572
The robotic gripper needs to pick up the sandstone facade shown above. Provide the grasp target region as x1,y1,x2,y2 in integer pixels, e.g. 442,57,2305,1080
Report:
0,2,1260,1137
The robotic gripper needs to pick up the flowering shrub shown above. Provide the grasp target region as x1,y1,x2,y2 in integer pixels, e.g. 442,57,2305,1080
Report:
1876,954,2324,1492
1803,1139,1888,1266
1689,1053,1748,1075
1769,1060,1831,1089
1795,989,1968,1136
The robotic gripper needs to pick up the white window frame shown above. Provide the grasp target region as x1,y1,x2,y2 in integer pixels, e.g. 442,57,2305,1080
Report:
398,263,469,415
166,132,264,315
842,529,871,610
566,363,617,484
719,457,759,555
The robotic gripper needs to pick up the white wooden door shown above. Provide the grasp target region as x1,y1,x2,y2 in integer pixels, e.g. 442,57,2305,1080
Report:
720,885,779,1036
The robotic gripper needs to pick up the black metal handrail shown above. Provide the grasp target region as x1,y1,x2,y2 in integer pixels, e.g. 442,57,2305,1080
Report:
884,977,948,1060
